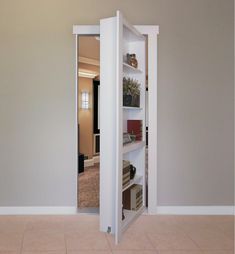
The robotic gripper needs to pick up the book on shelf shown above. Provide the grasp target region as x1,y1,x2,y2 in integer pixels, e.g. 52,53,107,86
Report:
123,160,131,189
123,184,143,211
127,120,142,141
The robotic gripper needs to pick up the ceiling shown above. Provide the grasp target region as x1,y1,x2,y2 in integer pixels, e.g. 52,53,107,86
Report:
78,36,100,60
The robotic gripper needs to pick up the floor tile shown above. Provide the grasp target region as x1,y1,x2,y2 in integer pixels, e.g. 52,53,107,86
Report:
214,221,234,240
112,251,158,254
64,215,99,233
0,215,233,254
0,252,20,254
22,230,65,251
68,251,112,254
188,231,234,250
147,233,199,251
126,215,185,235
0,233,23,251
106,232,155,250
65,232,110,251
174,216,220,235
158,251,202,254
202,251,234,254
203,216,234,224
26,216,65,232
0,216,28,233
22,252,66,254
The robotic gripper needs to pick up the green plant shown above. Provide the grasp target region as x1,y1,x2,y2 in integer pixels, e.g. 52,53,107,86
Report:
123,77,140,96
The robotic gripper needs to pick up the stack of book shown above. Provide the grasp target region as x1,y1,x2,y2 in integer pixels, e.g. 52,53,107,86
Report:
123,160,131,189
127,120,142,141
123,184,143,211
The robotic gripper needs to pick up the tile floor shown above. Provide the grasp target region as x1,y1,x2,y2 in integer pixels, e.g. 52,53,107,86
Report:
0,214,233,254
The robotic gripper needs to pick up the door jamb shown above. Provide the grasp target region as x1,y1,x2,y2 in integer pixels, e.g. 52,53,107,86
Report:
73,25,159,214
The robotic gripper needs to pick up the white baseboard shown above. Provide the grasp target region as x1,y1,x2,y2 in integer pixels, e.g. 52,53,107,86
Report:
93,156,100,163
84,156,100,168
0,206,77,215
154,206,234,215
84,159,94,167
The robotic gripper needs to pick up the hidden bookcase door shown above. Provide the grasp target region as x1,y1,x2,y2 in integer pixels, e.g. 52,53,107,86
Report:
100,11,146,244
73,10,159,244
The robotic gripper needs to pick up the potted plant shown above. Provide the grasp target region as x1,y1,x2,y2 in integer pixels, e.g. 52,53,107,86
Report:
123,77,140,107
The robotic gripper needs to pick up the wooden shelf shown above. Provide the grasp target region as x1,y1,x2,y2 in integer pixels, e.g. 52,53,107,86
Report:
122,206,145,232
123,62,142,74
123,106,143,110
123,141,145,154
122,175,143,192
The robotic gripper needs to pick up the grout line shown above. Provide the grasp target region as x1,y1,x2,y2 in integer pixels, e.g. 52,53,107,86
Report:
19,232,25,254
145,231,158,251
172,219,204,251
104,231,114,252
64,233,68,254
174,218,234,252
186,233,204,252
63,220,68,254
19,218,29,254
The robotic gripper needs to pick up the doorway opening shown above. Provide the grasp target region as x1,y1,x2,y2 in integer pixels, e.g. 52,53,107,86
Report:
76,34,150,214
77,35,100,213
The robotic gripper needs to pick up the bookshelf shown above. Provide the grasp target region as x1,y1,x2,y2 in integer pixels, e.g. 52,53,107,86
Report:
122,206,145,232
123,106,143,110
98,10,158,244
122,175,143,192
123,141,145,154
119,11,146,239
123,62,142,74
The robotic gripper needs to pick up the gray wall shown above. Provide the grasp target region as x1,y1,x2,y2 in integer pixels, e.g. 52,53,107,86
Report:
0,0,233,206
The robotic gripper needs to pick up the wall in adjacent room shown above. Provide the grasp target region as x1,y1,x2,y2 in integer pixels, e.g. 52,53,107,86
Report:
78,77,93,159
0,0,233,206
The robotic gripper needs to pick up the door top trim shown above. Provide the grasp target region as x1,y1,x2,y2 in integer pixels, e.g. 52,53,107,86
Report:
73,25,100,35
73,25,159,35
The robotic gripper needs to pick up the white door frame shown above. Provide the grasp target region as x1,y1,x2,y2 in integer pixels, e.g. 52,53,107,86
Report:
73,25,159,214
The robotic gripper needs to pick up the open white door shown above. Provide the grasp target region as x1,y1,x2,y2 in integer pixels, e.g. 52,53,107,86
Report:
100,11,146,243
73,11,159,244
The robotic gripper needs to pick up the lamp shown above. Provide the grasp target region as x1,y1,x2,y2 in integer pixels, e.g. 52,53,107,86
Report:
81,91,89,109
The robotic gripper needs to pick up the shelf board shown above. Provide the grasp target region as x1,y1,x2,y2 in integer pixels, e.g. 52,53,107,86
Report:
123,141,145,154
123,106,143,110
122,175,143,192
122,206,145,232
123,62,142,74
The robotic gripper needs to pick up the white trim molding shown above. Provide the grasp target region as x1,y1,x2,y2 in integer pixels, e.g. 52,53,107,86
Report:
155,206,235,215
136,26,159,215
78,68,98,79
73,24,159,216
0,207,77,215
73,25,99,35
79,56,100,66
84,156,100,168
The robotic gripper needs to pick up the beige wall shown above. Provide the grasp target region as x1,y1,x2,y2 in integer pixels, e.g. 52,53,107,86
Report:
78,77,93,159
0,0,233,206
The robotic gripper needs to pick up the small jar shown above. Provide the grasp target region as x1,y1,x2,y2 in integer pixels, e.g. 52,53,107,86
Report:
127,53,138,68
